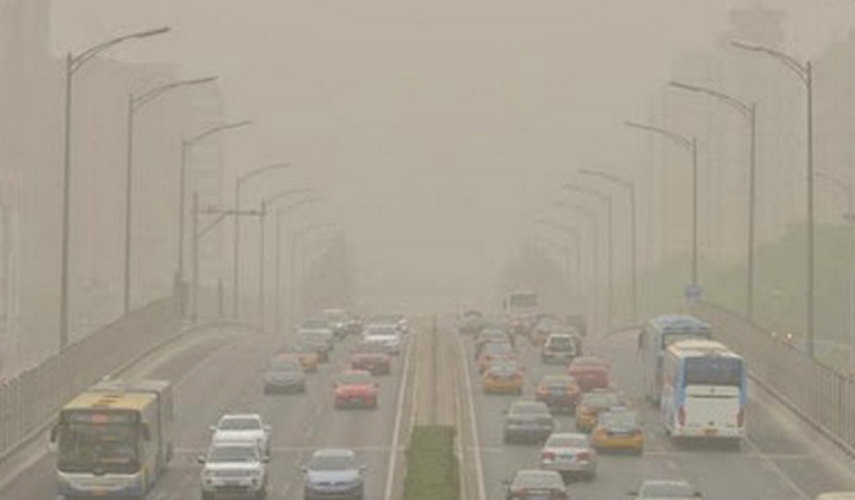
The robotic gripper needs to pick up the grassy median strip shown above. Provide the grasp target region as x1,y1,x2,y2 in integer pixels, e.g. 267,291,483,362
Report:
403,426,460,500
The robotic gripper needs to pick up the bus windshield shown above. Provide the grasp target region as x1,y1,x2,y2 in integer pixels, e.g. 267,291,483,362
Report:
662,331,710,349
684,357,743,386
57,421,139,474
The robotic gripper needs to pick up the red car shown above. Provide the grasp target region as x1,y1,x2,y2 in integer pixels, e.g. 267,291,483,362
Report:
351,341,392,375
535,374,581,413
567,356,610,392
334,370,379,409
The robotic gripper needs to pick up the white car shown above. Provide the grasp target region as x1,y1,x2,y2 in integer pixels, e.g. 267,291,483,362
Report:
199,441,269,500
211,414,272,458
362,325,402,355
630,480,702,499
540,432,597,480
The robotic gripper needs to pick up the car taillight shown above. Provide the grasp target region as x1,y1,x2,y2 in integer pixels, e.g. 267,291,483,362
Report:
737,407,745,427
542,450,556,460
678,406,686,426
576,451,590,460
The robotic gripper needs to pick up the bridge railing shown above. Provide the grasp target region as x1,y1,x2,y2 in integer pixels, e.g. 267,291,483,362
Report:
0,294,183,460
691,301,855,455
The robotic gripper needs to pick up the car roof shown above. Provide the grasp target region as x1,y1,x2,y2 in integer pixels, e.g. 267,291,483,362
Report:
220,413,261,420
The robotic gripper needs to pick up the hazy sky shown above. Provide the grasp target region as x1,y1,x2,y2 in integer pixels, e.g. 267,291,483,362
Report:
48,0,855,295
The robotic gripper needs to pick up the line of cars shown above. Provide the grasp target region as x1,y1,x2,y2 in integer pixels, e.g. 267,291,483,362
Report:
461,310,699,500
198,308,408,500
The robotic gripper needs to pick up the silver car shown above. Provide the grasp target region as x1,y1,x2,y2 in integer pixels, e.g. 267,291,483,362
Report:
263,355,307,394
540,433,597,481
503,401,555,444
302,448,366,500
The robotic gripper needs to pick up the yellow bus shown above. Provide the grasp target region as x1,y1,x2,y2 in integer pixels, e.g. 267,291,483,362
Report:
50,379,174,498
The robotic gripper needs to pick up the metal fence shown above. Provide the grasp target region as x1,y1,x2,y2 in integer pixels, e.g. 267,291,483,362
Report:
692,301,855,455
0,295,182,459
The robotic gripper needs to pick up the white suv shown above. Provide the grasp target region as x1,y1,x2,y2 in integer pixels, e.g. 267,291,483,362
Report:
199,441,269,500
210,414,272,458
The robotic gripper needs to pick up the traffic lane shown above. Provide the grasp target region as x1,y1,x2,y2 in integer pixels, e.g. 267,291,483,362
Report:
467,333,816,500
588,330,855,499
148,331,414,500
0,324,264,500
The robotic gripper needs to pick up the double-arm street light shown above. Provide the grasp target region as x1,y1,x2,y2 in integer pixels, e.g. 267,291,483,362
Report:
275,196,322,333
180,121,252,293
536,219,583,297
59,26,170,351
232,162,296,320
625,121,699,286
669,81,758,319
730,40,816,358
563,183,615,325
123,76,217,314
578,169,638,322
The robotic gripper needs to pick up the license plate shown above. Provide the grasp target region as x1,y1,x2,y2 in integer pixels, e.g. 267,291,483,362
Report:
559,454,576,461
704,428,717,436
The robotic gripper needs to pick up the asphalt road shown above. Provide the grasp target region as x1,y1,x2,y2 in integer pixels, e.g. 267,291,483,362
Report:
0,322,418,500
460,327,855,500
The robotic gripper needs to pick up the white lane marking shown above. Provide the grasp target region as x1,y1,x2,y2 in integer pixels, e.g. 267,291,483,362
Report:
457,335,487,500
408,331,422,431
743,436,810,500
383,330,417,500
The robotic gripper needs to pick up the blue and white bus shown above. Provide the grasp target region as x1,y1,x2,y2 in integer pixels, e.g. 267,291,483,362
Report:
660,339,746,442
639,314,712,404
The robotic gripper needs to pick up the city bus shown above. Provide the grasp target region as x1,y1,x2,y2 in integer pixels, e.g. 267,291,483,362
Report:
503,290,538,336
638,314,712,405
660,339,746,443
50,379,174,498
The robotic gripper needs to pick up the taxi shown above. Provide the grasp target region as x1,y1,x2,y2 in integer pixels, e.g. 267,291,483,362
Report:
574,389,625,433
482,360,525,394
288,342,320,372
590,407,644,454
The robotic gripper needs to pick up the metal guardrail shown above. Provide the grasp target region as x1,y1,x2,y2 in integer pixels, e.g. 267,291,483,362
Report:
0,295,182,458
691,300,855,456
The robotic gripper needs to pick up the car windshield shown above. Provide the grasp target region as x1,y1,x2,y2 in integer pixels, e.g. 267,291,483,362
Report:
219,418,261,431
207,445,259,463
601,411,638,428
571,357,606,367
510,403,549,416
483,342,512,354
268,358,301,371
546,435,588,448
354,342,387,354
541,375,574,386
640,482,695,498
547,336,576,351
581,392,621,408
302,318,330,329
338,372,373,385
309,453,356,471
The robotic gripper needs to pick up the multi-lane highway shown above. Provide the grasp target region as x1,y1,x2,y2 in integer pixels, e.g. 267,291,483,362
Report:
0,322,419,500
458,325,855,500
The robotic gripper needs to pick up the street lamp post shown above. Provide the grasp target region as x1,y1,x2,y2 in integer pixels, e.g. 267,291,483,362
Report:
579,169,639,322
232,162,296,320
563,183,615,326
552,201,604,332
669,81,758,319
730,40,816,358
536,219,582,298
59,26,170,351
817,171,855,370
123,76,216,315
625,121,699,286
289,223,333,323
179,120,252,309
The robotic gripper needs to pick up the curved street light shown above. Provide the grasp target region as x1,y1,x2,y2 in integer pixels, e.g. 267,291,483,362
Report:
730,39,816,358
625,120,699,286
123,76,218,314
59,26,171,351
579,168,639,322
275,196,322,332
290,223,334,323
536,218,583,298
232,162,297,320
